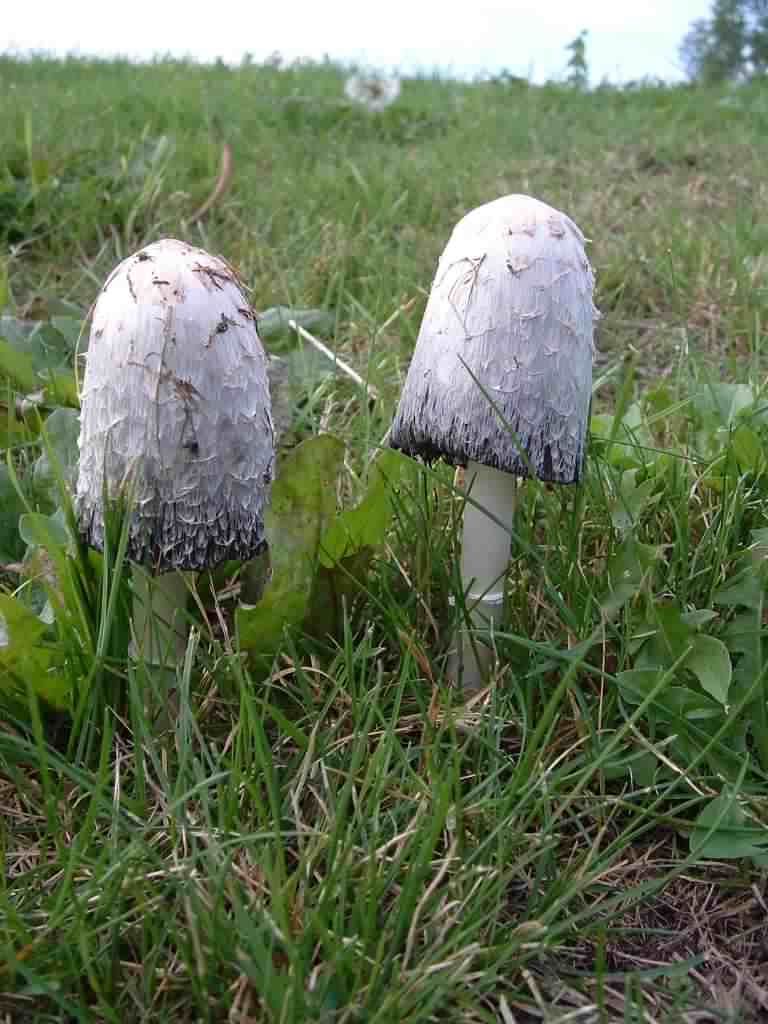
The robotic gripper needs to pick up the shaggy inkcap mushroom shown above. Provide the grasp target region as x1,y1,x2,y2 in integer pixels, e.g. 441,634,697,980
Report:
76,238,275,669
390,194,595,480
389,194,597,688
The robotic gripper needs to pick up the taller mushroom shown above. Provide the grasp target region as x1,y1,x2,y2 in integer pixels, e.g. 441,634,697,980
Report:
76,238,275,669
389,194,597,689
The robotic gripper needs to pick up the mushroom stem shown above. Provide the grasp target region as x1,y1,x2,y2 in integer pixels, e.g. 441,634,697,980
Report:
450,460,516,690
131,567,190,669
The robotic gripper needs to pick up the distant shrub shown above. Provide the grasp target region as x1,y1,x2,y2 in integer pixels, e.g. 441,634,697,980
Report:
680,0,768,82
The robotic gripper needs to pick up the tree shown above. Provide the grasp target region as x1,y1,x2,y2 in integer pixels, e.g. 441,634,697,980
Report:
564,30,589,89
748,0,768,72
680,0,768,81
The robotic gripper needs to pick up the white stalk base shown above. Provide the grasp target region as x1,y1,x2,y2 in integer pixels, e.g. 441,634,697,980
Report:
449,461,516,690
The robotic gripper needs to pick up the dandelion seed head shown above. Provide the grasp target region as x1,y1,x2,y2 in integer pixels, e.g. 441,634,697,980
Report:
344,72,401,112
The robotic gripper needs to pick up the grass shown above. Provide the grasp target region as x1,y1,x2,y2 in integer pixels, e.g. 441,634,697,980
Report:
2,51,768,1021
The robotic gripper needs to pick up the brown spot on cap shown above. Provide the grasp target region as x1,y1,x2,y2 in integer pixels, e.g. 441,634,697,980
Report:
506,254,529,275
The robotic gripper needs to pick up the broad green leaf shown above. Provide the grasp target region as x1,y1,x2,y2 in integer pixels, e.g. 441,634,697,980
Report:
32,407,81,504
588,732,664,785
631,602,695,669
18,510,70,551
0,593,46,646
29,157,50,189
643,381,676,418
620,401,654,443
0,395,34,447
0,462,26,562
713,573,763,610
236,434,345,659
649,685,722,722
629,750,663,787
619,663,722,724
732,424,765,476
722,384,755,425
610,469,659,534
319,449,409,567
722,610,761,657
616,667,665,705
590,404,653,470
0,318,80,424
28,322,74,368
49,316,85,351
693,382,755,428
41,369,80,409
601,538,659,618
590,412,613,437
680,608,718,629
590,739,661,785
306,548,373,642
304,451,413,642
0,594,69,708
685,635,732,706
0,337,36,392
689,793,768,860
269,435,345,576
257,305,335,341
0,316,81,370
16,509,74,627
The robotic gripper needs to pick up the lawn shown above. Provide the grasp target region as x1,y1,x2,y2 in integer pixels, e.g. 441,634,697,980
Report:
2,52,768,1022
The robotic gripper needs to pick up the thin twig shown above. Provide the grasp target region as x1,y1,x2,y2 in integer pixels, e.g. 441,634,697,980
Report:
376,295,416,335
190,142,233,223
288,319,379,401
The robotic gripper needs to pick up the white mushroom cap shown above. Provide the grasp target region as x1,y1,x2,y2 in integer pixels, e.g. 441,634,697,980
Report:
76,238,274,572
389,194,598,483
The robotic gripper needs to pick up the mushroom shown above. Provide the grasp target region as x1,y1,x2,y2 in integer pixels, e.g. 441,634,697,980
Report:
76,238,274,676
388,194,597,689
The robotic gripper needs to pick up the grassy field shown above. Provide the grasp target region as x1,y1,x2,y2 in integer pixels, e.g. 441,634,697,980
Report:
3,52,768,1022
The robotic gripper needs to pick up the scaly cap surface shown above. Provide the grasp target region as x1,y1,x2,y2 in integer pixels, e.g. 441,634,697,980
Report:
389,194,597,483
76,238,275,571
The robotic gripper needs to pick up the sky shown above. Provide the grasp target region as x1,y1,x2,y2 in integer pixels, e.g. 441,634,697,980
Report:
5,1,711,84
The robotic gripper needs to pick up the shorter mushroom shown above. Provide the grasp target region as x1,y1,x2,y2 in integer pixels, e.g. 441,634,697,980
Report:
389,194,597,689
76,238,274,683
